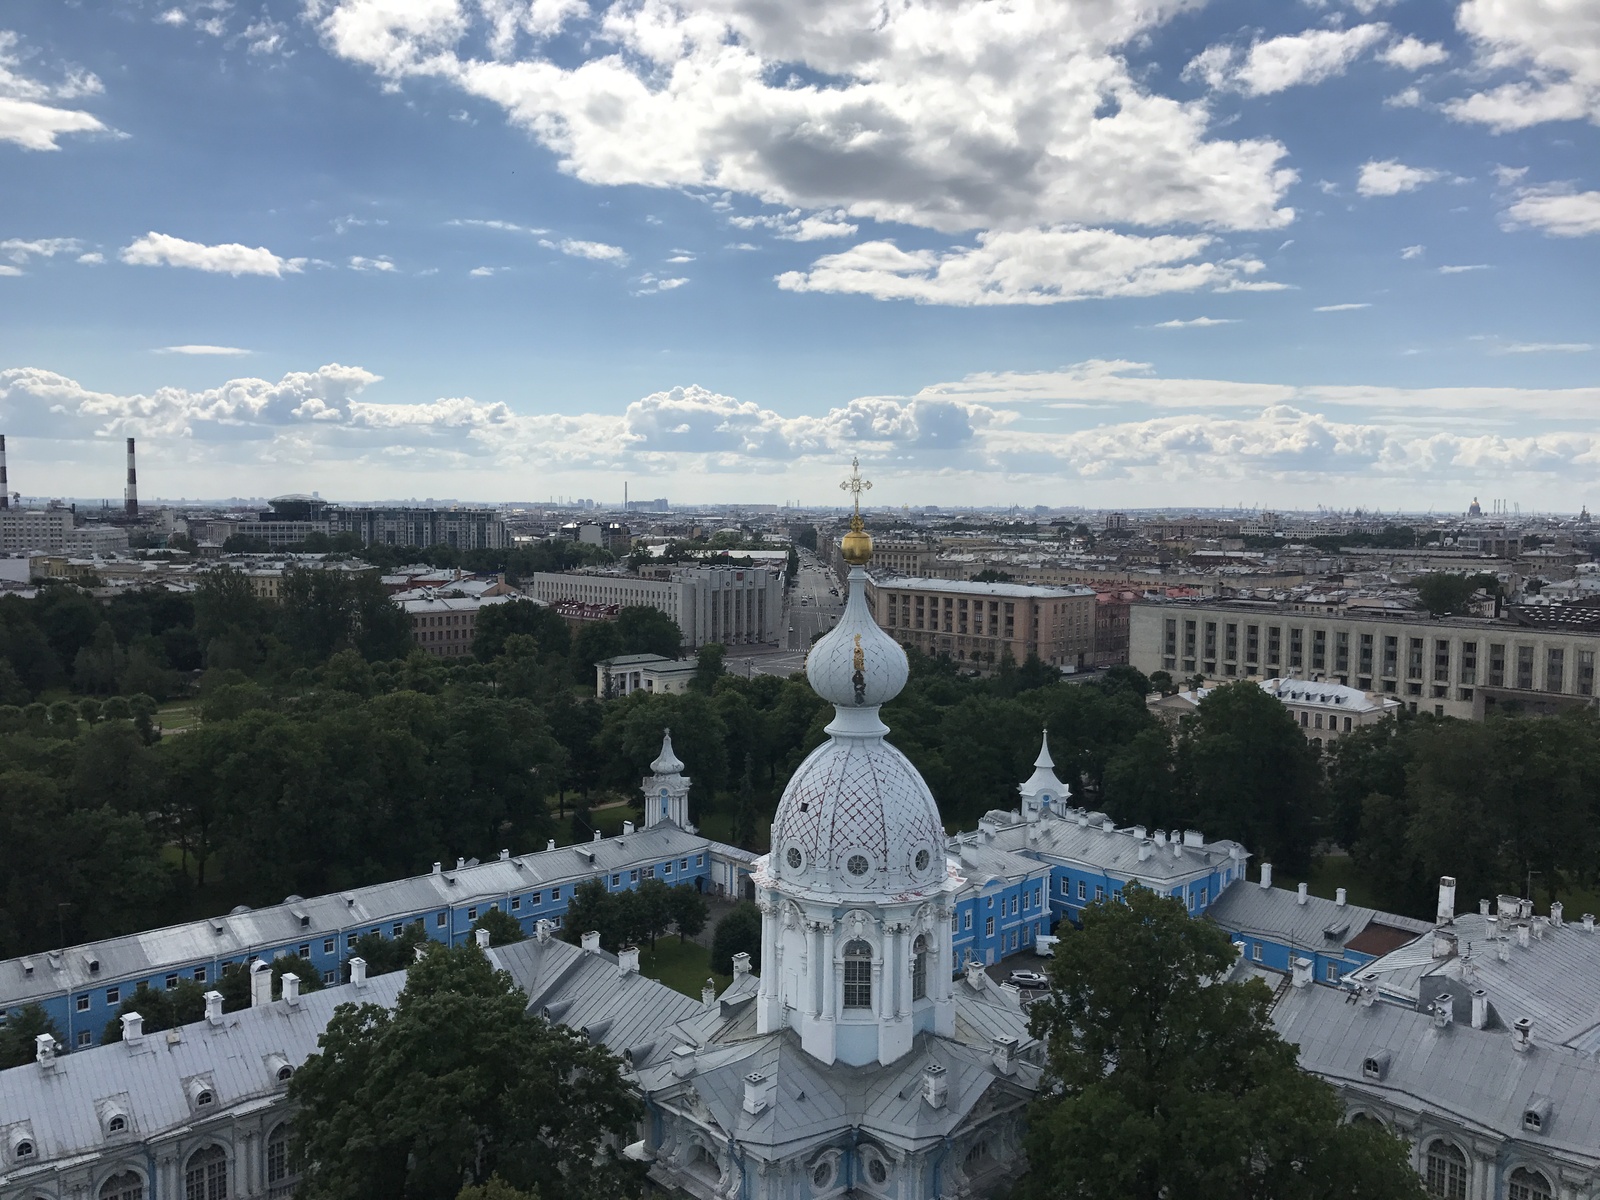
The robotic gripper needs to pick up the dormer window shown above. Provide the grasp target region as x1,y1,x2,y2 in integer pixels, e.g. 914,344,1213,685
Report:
196,1090,214,1106
1361,1050,1390,1081
107,1115,126,1134
1523,1096,1552,1133
277,1065,293,1083
14,1139,33,1159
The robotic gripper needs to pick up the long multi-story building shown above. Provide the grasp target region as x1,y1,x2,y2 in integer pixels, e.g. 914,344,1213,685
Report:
1131,598,1600,719
526,566,781,649
0,509,129,555
865,576,1097,672
400,594,514,658
331,506,508,550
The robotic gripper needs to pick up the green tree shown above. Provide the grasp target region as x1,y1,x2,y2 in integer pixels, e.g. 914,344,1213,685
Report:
1180,680,1321,873
710,901,762,976
474,598,571,663
0,1003,61,1068
614,606,682,658
349,923,430,977
732,760,760,849
667,883,708,943
1023,889,1426,1200
573,621,625,685
693,642,726,693
474,907,527,946
1413,572,1494,617
290,942,641,1200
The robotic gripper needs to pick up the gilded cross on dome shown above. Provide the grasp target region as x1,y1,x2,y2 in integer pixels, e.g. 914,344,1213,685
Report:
838,457,875,566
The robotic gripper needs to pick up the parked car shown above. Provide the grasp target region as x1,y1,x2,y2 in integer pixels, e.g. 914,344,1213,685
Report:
1007,970,1049,989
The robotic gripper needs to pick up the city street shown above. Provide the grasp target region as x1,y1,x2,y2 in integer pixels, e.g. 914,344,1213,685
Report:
784,559,845,651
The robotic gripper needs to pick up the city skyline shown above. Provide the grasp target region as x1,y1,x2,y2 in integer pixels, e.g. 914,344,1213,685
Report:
2,0,1597,507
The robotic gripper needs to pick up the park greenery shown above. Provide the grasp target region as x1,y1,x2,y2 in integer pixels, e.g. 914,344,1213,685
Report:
1023,888,1427,1200
289,941,642,1200
560,878,708,953
3,557,1598,987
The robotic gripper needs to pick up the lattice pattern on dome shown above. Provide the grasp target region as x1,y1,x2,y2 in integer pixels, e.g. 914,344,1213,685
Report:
773,737,945,887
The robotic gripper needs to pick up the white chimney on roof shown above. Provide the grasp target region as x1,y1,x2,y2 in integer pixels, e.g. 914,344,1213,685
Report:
204,990,224,1026
1517,923,1531,950
1585,913,1596,933
546,839,557,852
581,930,601,953
250,959,273,1008
35,1033,57,1069
1513,1017,1533,1052
432,861,442,875
350,957,368,988
622,820,635,836
282,972,301,1007
1297,882,1309,906
1291,957,1313,988
1437,876,1457,925
1138,839,1153,862
475,927,491,950
120,1012,144,1044
618,946,640,976
923,1063,948,1108
1335,888,1347,907
536,919,555,942
1471,988,1489,1029
702,978,717,1008
1432,993,1453,1030
1551,901,1564,928
732,952,752,977
992,1035,1018,1075
592,829,602,843
1260,863,1273,890
742,1071,773,1115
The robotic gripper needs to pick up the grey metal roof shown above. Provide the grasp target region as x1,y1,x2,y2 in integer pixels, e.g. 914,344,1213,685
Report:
0,825,709,1008
0,971,406,1188
1351,911,1600,1048
1275,981,1600,1166
1206,879,1430,955
497,934,1040,1161
976,809,1247,885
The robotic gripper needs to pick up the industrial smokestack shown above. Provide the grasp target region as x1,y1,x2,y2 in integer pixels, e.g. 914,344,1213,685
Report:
0,435,8,510
124,437,138,519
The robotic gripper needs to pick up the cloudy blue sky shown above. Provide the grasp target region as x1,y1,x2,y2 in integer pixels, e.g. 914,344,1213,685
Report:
1,0,1597,509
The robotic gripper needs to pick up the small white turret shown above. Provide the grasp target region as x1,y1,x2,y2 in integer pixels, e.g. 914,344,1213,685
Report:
641,728,694,832
1018,729,1068,822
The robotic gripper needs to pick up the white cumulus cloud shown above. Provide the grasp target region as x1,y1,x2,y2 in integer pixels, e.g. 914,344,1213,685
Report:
1502,186,1600,237
120,232,307,277
1151,317,1238,328
348,255,397,271
1315,303,1371,311
0,31,109,151
155,345,254,356
1448,0,1600,130
540,237,629,264
1357,159,1446,197
1187,24,1389,96
776,228,1277,307
729,209,859,241
1378,37,1449,70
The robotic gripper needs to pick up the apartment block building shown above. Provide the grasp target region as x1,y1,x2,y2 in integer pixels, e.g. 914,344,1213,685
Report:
527,565,781,648
332,506,509,550
400,594,513,658
0,509,130,555
866,576,1097,671
1131,599,1600,719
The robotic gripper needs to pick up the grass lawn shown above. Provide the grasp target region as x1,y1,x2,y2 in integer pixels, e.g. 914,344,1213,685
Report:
639,938,731,999
550,799,641,844
156,700,202,734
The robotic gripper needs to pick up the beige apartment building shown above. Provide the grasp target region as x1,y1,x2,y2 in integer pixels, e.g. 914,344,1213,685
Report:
1130,599,1600,719
866,576,1097,671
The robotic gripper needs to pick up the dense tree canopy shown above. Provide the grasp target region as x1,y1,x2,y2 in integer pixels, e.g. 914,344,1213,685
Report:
1024,888,1426,1200
290,942,641,1200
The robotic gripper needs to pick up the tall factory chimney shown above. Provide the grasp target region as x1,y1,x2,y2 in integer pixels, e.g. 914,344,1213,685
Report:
0,435,8,510
124,437,139,519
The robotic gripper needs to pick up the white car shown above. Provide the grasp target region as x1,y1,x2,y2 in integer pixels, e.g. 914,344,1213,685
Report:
1007,970,1049,989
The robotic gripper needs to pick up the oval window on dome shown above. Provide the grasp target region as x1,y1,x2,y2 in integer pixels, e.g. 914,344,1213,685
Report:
914,848,931,873
847,854,869,877
786,847,803,870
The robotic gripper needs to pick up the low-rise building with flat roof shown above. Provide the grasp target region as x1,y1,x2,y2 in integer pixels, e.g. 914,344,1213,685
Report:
865,576,1096,671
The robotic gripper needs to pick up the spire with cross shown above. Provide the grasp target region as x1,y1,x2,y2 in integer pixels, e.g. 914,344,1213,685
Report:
840,455,872,531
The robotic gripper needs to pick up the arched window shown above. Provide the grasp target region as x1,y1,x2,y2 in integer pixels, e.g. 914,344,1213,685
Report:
100,1172,144,1200
184,1144,228,1200
912,935,928,1002
265,1125,290,1187
1508,1167,1552,1200
842,940,872,1009
1424,1140,1467,1200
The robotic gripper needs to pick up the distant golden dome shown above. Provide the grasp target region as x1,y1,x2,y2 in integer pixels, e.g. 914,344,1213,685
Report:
841,520,873,566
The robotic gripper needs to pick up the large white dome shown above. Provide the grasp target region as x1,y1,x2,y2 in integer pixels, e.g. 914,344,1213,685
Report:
769,718,946,899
